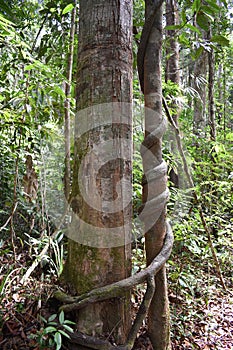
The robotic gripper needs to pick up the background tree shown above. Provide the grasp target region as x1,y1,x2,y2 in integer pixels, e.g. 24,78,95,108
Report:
192,38,208,138
64,1,77,200
165,0,180,187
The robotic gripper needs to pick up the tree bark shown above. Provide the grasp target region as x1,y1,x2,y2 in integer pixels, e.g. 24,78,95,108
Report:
165,0,180,97
165,0,180,187
64,2,77,199
207,29,216,141
63,0,133,344
193,37,207,137
141,1,171,349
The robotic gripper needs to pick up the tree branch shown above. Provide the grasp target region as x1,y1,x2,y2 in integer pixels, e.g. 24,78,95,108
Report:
0,202,18,232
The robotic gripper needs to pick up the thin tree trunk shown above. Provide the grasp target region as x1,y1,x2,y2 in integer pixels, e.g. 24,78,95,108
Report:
217,63,223,125
165,0,180,187
63,0,133,344
208,29,216,141
207,29,218,239
193,48,207,137
165,0,180,103
223,64,226,140
64,2,77,199
192,27,208,138
142,1,171,348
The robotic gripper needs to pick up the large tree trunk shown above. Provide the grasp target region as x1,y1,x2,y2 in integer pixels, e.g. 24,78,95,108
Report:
63,0,133,344
141,1,171,349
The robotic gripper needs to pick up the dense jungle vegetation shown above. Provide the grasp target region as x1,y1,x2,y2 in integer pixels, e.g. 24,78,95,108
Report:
0,0,232,349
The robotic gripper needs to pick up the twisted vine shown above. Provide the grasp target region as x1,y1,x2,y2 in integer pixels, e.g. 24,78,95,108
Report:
137,1,172,348
137,0,168,228
54,223,173,349
137,0,164,94
54,1,173,348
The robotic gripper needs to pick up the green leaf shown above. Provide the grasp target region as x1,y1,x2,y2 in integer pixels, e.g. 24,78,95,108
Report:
59,310,65,324
0,13,15,26
24,64,34,71
201,5,217,15
213,143,225,154
54,332,62,350
63,324,74,333
164,24,182,31
192,0,201,12
186,24,201,35
47,321,57,326
181,10,186,23
52,85,66,98
220,0,227,8
62,4,74,15
44,326,57,334
24,60,50,72
226,132,233,141
202,11,214,22
210,35,229,46
64,319,76,325
48,314,57,322
133,19,144,27
59,329,71,339
178,33,190,47
196,12,210,31
0,26,14,36
40,315,47,323
205,0,220,11
192,46,204,60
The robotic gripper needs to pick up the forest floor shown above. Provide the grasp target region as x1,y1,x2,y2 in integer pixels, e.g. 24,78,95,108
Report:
133,291,233,350
0,241,232,350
